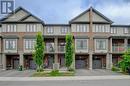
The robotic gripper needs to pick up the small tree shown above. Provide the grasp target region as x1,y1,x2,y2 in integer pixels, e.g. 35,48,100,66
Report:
118,49,130,72
65,34,74,70
33,32,45,72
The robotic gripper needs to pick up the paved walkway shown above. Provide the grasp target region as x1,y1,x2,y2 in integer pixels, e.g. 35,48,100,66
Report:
0,70,35,77
0,69,124,77
75,69,123,76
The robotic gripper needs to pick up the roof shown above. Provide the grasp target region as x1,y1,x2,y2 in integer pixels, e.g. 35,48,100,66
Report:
111,24,130,27
69,7,113,24
0,6,44,24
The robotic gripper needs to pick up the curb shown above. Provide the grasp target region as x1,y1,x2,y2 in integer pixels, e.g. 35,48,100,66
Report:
0,75,129,81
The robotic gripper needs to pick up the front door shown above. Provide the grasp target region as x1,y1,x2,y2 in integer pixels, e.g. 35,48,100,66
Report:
13,59,19,69
47,56,54,69
93,57,102,69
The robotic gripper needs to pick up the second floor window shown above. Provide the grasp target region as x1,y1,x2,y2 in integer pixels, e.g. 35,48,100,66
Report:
46,27,54,34
76,39,87,50
26,24,37,32
5,39,17,50
24,39,35,50
111,27,117,34
76,24,89,32
6,24,16,32
93,24,109,32
96,39,107,50
61,27,68,34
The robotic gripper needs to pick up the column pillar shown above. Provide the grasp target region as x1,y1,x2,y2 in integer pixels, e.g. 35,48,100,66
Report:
54,37,58,63
124,38,128,51
2,53,6,70
106,53,112,69
89,53,92,70
110,38,112,52
19,51,24,66
53,37,59,70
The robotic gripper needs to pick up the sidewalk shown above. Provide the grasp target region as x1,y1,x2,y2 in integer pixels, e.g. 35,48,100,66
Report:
0,75,129,81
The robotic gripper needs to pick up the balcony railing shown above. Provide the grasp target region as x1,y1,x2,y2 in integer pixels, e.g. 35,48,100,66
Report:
58,46,65,52
45,46,55,53
112,45,125,53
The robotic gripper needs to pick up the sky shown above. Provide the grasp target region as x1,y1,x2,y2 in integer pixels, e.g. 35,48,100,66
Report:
1,0,130,24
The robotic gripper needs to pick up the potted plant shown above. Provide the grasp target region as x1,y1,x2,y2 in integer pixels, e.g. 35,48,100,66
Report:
18,65,23,71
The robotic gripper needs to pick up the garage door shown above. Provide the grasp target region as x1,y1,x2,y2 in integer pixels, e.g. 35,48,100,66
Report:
93,59,102,69
75,60,86,69
29,60,36,70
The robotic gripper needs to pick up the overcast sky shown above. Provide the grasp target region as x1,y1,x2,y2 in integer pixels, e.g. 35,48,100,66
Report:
1,0,130,24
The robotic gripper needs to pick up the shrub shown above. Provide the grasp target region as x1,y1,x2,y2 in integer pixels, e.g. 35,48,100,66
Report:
50,70,60,76
111,66,120,72
68,68,75,72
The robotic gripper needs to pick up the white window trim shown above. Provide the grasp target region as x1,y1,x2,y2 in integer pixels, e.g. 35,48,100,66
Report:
4,39,17,51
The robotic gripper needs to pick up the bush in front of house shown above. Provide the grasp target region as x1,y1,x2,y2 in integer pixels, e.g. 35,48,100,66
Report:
118,49,130,74
50,70,60,76
111,66,120,72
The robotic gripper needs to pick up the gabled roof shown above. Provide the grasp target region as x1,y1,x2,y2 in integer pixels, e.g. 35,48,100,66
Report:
0,6,44,24
69,7,113,24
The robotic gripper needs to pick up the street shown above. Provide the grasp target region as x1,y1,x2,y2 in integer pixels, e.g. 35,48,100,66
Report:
0,79,130,86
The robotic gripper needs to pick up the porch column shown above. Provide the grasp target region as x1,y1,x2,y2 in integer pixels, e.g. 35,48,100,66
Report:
2,53,6,70
89,54,92,70
19,52,24,66
53,37,59,70
106,53,112,69
110,37,112,52
124,38,128,51
54,37,58,63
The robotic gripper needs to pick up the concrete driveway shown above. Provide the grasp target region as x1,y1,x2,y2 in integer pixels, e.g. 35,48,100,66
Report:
0,70,35,77
75,69,123,76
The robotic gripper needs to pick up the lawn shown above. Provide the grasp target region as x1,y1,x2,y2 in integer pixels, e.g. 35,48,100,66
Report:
32,70,75,77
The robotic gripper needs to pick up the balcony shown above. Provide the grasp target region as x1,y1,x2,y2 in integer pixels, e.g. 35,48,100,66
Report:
58,46,65,53
45,46,55,53
112,45,125,53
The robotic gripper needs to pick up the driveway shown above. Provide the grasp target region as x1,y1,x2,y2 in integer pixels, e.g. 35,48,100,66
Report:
0,70,35,77
75,69,123,76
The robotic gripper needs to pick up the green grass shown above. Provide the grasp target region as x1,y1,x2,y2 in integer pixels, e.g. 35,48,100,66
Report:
32,70,75,77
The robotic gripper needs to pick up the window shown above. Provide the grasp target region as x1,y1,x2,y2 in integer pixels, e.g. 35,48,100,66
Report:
24,39,35,50
124,28,128,33
96,39,107,50
5,39,17,50
111,27,117,33
6,24,16,32
46,27,54,34
26,24,37,32
76,39,87,50
76,24,89,32
61,27,68,34
93,24,110,32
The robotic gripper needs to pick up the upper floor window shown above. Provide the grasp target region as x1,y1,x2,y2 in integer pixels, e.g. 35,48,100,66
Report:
76,24,89,32
93,24,109,32
26,24,37,32
5,39,17,50
111,27,117,34
24,39,35,50
124,28,129,34
6,24,16,32
46,27,54,34
95,39,107,50
76,39,88,50
61,27,68,34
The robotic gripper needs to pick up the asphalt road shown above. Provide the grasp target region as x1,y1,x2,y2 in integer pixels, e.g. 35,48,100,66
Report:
0,79,130,86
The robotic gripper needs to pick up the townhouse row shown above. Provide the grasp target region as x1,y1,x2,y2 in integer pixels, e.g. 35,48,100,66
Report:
0,7,130,70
